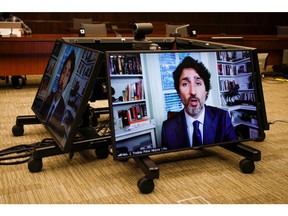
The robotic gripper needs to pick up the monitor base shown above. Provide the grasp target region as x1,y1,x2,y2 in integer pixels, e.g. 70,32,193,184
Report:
133,156,159,194
132,142,261,194
27,127,111,173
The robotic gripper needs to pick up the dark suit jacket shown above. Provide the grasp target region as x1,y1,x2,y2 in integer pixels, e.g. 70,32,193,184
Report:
161,105,237,150
40,92,66,139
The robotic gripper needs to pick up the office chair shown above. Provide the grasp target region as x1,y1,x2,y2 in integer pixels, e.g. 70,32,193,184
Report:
73,18,93,29
165,24,188,37
277,26,288,64
80,23,107,36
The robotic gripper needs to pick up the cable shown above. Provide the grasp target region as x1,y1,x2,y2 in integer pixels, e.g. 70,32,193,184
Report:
0,142,39,165
269,120,288,125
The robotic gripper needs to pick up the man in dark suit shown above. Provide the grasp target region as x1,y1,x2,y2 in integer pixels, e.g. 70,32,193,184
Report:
40,50,76,138
161,56,237,150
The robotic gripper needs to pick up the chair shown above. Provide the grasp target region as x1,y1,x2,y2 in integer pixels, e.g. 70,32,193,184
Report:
257,53,268,72
276,26,288,35
73,18,93,29
165,24,188,37
80,23,107,36
277,26,288,64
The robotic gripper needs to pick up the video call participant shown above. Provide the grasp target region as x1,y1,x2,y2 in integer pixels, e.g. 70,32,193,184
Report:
40,50,76,137
0,12,32,89
161,56,237,150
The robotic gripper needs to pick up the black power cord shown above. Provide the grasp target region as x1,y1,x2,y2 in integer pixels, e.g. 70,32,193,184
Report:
0,143,39,165
269,120,288,125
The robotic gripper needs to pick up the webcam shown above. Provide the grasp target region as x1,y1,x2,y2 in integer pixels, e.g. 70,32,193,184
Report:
132,23,153,41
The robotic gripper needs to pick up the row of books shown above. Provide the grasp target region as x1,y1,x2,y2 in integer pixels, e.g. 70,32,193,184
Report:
122,79,144,102
219,80,239,92
109,54,142,75
217,51,250,62
217,62,251,76
116,104,149,129
220,91,256,106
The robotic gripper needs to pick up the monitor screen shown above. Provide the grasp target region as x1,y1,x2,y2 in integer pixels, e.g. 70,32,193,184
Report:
32,40,104,152
106,48,268,160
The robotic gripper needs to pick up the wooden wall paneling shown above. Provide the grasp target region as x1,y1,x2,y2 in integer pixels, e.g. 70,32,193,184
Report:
12,12,288,35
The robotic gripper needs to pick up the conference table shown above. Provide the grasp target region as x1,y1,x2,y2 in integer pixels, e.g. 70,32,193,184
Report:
1,34,288,76
0,34,77,76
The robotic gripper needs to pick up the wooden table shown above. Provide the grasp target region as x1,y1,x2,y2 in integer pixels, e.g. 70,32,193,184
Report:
1,34,288,76
0,34,76,76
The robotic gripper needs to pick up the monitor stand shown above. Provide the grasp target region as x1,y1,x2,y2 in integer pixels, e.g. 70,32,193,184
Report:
27,127,111,173
220,142,261,174
133,156,159,194
10,104,111,172
130,142,261,194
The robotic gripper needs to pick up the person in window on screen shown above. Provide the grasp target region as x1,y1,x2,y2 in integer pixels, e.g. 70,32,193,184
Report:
161,56,237,150
0,12,32,89
40,50,76,136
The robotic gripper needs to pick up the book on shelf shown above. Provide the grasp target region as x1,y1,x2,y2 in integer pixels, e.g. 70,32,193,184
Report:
109,54,142,75
116,104,149,129
123,79,144,101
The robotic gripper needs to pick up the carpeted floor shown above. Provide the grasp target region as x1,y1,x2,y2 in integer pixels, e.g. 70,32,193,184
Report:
0,75,287,205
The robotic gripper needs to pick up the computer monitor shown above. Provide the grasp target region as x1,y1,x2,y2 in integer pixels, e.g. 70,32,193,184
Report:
32,40,104,152
106,48,268,160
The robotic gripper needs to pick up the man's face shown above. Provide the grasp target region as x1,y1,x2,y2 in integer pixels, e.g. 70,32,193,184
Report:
178,68,208,118
57,60,72,95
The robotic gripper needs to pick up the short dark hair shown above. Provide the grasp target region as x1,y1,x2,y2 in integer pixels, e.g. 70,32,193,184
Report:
173,56,211,94
62,50,76,84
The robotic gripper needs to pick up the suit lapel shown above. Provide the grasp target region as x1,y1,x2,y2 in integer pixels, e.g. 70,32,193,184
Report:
203,106,217,144
175,110,190,148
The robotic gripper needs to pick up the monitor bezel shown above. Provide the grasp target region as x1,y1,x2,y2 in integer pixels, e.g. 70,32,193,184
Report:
62,36,176,50
106,48,268,160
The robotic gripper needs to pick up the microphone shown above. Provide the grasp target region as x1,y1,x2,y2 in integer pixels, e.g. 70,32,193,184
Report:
111,25,122,37
170,24,189,37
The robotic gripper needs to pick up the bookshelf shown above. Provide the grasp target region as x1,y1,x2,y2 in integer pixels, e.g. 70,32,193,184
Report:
216,51,259,139
109,53,157,157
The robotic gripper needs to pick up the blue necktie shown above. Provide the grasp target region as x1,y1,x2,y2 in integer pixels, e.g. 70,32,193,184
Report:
193,120,202,147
